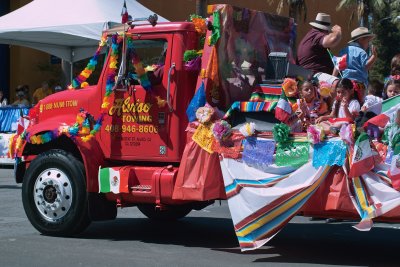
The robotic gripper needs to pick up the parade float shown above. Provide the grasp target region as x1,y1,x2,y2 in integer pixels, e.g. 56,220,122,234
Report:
9,4,400,251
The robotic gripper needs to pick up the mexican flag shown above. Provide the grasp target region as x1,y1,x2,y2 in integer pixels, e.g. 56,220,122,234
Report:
121,0,129,24
349,133,375,178
275,90,292,122
332,54,347,71
98,167,130,194
366,95,400,128
388,144,400,190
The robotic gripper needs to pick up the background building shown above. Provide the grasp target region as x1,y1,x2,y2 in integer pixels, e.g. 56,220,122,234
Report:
3,0,358,103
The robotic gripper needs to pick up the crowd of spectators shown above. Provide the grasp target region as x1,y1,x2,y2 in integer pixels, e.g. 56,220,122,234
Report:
0,81,64,108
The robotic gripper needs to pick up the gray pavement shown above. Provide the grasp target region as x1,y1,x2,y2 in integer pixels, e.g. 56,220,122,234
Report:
0,168,399,267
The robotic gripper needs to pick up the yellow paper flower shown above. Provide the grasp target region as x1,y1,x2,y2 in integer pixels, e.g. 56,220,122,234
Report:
156,96,166,108
109,61,118,69
76,114,84,124
81,135,93,142
319,82,332,97
101,101,110,109
80,127,90,135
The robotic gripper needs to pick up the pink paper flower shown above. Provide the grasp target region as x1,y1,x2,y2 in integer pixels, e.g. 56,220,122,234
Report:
212,120,232,141
307,125,325,144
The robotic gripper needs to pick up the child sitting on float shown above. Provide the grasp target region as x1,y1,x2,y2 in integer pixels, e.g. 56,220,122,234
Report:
293,80,328,131
315,78,360,134
383,78,400,100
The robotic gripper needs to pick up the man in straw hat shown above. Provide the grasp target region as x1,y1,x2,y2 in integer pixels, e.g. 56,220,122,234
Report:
297,13,342,74
334,26,377,91
331,26,377,111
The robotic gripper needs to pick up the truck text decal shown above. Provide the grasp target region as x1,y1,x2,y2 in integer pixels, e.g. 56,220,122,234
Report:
104,96,158,138
40,100,78,112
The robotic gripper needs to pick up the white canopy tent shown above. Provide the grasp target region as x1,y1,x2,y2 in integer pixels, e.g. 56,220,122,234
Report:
0,0,168,62
0,0,168,82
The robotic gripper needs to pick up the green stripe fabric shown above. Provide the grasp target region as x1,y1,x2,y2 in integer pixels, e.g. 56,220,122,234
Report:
99,168,110,193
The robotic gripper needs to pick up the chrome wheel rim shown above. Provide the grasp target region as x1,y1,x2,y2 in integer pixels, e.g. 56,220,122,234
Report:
33,168,73,222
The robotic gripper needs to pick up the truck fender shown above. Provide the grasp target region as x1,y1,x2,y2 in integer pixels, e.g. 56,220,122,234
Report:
74,138,105,192
21,121,105,192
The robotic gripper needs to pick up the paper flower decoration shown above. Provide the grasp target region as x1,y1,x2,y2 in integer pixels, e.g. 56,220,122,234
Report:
339,123,354,145
184,50,200,62
196,106,214,124
319,81,332,98
156,96,167,108
282,78,298,98
192,17,207,35
273,123,291,143
307,124,325,144
81,82,89,88
212,120,232,141
239,122,256,137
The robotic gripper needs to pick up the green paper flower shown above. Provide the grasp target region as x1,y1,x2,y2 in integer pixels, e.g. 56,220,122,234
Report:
273,123,291,143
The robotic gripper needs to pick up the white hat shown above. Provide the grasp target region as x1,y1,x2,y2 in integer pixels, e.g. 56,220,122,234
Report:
349,27,375,43
309,13,332,31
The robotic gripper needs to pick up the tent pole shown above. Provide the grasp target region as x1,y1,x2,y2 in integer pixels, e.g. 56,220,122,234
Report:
70,61,73,83
61,60,72,88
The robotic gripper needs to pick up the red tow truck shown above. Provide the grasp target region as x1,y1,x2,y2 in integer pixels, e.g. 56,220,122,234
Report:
13,8,219,236
11,4,400,242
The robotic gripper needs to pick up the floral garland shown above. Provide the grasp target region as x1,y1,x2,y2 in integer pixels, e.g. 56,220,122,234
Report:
69,34,108,89
127,36,152,91
13,33,122,154
14,32,164,156
101,34,121,111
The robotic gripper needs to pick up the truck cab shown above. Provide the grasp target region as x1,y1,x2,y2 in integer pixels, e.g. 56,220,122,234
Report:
99,22,199,162
14,20,208,236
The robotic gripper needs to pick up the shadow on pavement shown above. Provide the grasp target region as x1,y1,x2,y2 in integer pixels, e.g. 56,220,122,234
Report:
215,222,400,267
0,185,21,189
77,215,400,266
78,216,238,249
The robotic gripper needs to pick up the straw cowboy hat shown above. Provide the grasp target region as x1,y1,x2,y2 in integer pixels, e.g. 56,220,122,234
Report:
309,13,332,31
349,27,375,43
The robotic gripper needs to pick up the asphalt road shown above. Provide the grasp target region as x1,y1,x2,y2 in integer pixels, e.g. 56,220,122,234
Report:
0,168,399,267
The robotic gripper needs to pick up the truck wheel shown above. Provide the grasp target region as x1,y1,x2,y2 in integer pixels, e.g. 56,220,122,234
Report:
137,204,192,220
22,149,91,236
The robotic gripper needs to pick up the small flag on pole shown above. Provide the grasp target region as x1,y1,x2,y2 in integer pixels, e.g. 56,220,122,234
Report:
332,54,348,71
121,0,129,24
98,167,130,193
348,133,375,178
275,90,292,123
327,49,347,77
366,95,400,128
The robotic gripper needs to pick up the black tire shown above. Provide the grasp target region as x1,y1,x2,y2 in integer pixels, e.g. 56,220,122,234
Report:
22,149,91,236
137,204,192,220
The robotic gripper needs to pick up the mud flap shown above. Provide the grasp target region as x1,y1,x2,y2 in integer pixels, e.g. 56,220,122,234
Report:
88,193,117,221
14,159,26,184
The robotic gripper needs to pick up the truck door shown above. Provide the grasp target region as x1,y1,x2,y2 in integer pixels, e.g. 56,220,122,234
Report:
100,34,173,161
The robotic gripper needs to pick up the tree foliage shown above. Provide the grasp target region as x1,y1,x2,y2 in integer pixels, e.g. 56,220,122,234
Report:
336,0,400,80
267,0,307,22
370,11,400,80
336,0,386,27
